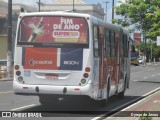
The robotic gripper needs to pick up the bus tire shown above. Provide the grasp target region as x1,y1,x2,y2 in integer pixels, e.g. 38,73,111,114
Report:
118,90,125,99
98,78,110,107
118,77,127,99
39,95,58,106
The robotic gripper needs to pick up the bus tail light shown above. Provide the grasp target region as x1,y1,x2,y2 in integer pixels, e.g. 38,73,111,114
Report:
85,67,91,72
81,79,86,84
16,71,21,76
83,73,89,78
15,65,20,70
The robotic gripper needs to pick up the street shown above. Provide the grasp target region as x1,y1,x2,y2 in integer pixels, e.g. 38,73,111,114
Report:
0,63,160,120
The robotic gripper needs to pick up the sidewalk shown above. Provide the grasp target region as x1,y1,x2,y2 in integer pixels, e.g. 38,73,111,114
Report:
142,62,160,66
106,90,160,120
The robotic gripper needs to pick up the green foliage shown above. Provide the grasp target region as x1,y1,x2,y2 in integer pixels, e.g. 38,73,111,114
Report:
136,43,145,53
136,42,160,61
138,115,152,120
137,111,152,120
114,0,160,40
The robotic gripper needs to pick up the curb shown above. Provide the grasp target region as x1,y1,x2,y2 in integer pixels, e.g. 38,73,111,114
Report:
94,87,160,120
105,87,160,119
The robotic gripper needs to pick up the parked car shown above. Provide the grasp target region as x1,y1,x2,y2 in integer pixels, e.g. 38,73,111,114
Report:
0,59,14,79
131,59,139,66
138,56,145,64
131,52,139,66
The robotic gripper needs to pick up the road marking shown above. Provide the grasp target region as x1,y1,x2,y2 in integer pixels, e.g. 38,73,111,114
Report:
11,104,36,111
151,75,155,77
144,77,148,79
0,91,13,94
133,80,138,82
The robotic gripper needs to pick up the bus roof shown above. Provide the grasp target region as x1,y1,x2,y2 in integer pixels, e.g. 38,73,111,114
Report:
19,11,92,18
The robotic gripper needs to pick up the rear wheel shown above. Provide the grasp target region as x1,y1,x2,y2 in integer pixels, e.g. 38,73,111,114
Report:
118,77,127,99
98,98,108,107
118,90,125,99
98,79,110,107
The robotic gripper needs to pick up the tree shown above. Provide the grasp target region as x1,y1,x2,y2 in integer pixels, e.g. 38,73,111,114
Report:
136,42,160,61
113,0,160,40
114,0,160,61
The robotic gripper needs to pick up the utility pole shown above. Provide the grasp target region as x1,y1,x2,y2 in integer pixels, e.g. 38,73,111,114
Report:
38,0,41,12
103,0,109,21
144,33,147,65
38,0,40,12
36,0,44,12
7,0,12,80
112,0,115,22
73,0,75,12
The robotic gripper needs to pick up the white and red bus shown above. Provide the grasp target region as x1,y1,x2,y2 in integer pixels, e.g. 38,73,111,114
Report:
13,11,130,106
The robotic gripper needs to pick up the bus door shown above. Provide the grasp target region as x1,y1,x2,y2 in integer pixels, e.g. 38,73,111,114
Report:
93,26,100,86
93,26,104,90
99,27,105,89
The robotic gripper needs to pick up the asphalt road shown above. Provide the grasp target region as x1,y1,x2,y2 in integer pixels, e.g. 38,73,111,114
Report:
0,63,160,120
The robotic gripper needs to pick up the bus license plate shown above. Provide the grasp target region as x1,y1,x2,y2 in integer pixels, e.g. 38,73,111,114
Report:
45,74,58,79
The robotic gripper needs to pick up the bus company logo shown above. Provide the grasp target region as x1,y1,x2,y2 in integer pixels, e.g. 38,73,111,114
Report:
64,61,79,65
29,59,53,66
29,59,35,66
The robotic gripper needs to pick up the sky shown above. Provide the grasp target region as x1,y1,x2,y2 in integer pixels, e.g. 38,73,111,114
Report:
11,0,124,22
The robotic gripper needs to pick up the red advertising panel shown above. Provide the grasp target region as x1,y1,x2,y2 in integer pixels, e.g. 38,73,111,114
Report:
23,48,58,70
20,16,88,44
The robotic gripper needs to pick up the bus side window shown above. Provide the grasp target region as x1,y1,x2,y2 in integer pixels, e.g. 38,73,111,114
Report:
105,29,111,57
120,34,124,58
115,32,120,57
105,29,109,57
111,32,116,57
93,26,99,57
123,34,128,57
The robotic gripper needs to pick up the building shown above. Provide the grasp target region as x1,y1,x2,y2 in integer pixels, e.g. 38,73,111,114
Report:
0,1,36,59
41,0,105,20
0,0,8,59
12,3,37,14
134,32,141,53
134,32,144,56
134,32,141,47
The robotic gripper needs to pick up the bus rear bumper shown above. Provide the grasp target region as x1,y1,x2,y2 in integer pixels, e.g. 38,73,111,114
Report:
13,81,95,98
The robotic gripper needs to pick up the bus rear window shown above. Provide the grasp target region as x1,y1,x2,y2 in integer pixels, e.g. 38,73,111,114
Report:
17,16,89,47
